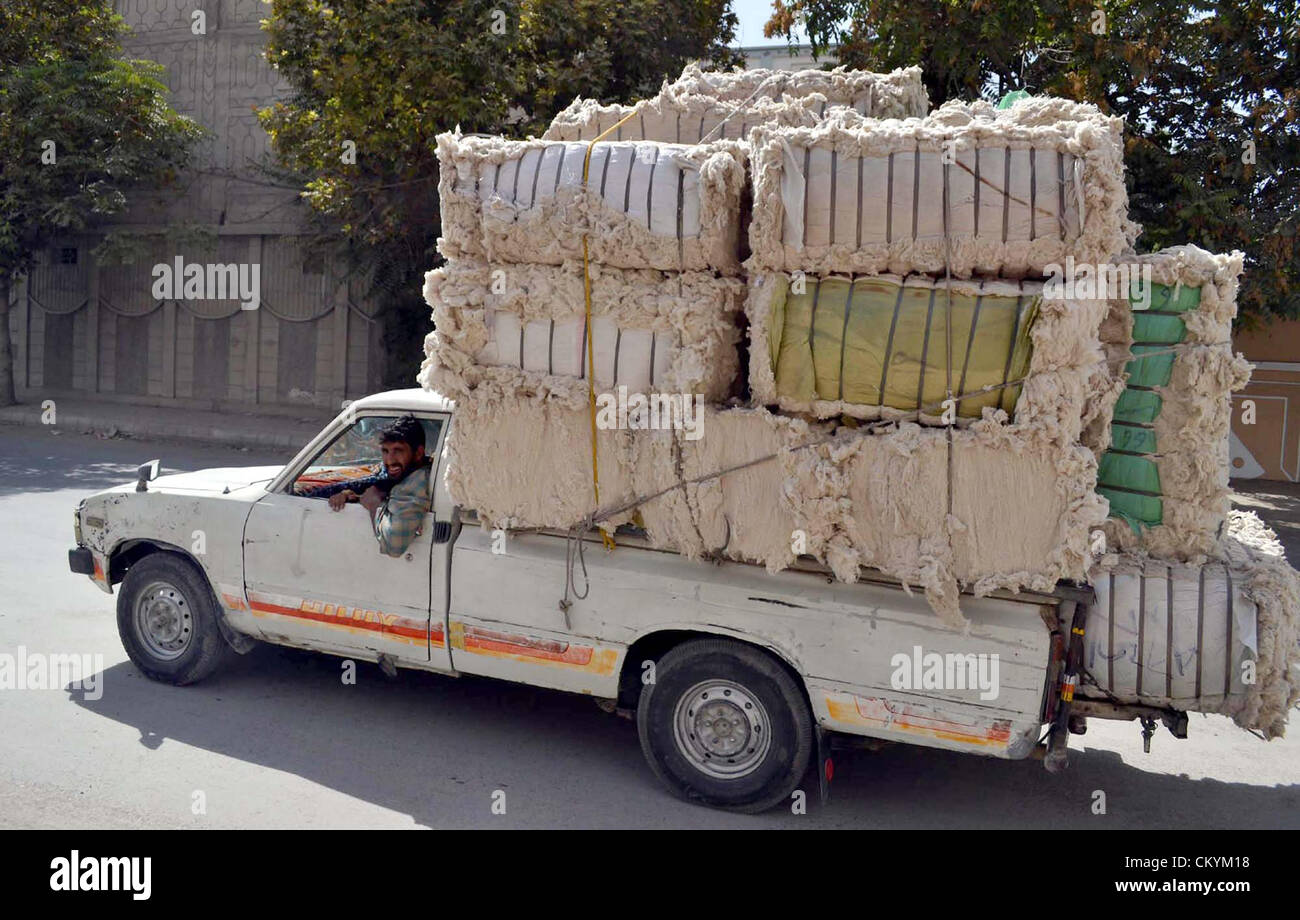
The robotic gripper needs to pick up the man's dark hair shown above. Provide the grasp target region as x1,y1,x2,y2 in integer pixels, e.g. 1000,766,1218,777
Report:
379,414,425,452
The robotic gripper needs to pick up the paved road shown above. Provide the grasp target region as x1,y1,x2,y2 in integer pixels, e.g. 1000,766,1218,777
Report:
0,424,1296,828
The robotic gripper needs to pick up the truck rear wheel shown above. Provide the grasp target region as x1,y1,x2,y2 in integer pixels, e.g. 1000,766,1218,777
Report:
636,638,813,813
116,552,232,686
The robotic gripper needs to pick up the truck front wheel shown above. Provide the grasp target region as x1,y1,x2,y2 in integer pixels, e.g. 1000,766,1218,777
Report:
116,552,232,686
636,638,813,813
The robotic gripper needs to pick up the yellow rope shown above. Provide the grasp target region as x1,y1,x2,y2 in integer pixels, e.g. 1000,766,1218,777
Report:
581,111,638,551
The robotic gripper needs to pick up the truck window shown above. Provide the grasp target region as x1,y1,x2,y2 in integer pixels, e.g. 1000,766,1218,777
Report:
291,415,442,496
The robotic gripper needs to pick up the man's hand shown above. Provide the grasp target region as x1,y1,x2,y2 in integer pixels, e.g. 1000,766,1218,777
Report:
358,485,385,513
327,490,357,511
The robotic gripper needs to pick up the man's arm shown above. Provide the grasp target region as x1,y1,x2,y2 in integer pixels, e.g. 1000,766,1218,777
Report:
369,473,431,557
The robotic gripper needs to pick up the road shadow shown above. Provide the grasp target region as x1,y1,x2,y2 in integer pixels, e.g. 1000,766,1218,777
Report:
68,646,1300,829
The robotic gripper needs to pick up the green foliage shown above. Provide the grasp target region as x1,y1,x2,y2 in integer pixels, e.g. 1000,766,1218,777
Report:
0,0,204,280
259,0,740,387
765,0,1300,323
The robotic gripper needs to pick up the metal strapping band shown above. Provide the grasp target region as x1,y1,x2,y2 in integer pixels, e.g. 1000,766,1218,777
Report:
916,288,937,412
829,150,838,245
676,170,685,268
554,144,567,194
1137,567,1146,696
1108,571,1116,692
528,147,544,208
855,156,864,249
957,290,983,403
597,146,612,199
808,279,822,376
1195,564,1205,698
1057,152,1067,240
886,153,894,244
878,281,905,404
1001,146,1010,244
1166,564,1174,699
1224,564,1234,700
622,144,635,215
838,278,855,401
645,146,657,231
998,295,1024,413
1029,148,1037,241
911,142,920,242
548,319,555,376
802,146,811,248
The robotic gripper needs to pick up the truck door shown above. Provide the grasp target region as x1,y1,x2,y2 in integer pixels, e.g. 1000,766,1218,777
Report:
242,412,453,671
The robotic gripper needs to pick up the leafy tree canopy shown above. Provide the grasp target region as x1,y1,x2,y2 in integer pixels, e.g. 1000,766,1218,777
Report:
259,0,740,385
0,0,203,404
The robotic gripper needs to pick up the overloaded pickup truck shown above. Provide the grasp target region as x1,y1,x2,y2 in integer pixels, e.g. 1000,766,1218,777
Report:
70,388,1121,813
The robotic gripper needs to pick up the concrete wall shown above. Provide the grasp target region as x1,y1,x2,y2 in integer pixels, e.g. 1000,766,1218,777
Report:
7,1,386,413
1232,319,1300,483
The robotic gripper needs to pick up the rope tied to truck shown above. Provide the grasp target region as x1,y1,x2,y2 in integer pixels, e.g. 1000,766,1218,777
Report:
553,336,1202,615
580,109,641,555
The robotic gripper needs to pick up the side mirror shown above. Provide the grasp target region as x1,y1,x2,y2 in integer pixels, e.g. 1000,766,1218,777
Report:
136,459,161,493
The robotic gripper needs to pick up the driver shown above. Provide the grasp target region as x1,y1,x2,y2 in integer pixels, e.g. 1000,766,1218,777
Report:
315,414,432,557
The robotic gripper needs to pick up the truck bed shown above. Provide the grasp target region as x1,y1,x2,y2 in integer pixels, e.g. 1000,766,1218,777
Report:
446,523,1057,759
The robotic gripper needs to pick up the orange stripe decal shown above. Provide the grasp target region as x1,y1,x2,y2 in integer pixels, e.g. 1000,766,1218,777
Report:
825,694,1013,748
246,591,443,647
451,622,617,675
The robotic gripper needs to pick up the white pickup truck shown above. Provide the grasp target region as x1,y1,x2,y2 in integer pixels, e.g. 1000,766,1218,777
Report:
70,388,1148,813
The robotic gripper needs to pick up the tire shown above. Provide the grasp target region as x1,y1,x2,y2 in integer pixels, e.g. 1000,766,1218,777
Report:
116,552,233,686
637,638,813,813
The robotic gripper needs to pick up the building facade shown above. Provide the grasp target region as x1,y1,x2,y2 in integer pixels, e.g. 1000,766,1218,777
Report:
6,0,385,414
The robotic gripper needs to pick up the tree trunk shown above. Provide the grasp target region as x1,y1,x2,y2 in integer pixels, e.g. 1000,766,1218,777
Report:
0,274,15,407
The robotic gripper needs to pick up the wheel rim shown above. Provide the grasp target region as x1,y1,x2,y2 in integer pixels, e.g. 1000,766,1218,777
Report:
133,580,194,661
672,679,772,779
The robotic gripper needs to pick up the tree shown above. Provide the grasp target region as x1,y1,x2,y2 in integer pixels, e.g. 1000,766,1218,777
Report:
259,0,740,388
0,0,203,405
765,0,1299,324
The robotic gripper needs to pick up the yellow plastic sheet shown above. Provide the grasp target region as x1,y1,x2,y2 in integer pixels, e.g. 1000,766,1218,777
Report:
767,275,1037,417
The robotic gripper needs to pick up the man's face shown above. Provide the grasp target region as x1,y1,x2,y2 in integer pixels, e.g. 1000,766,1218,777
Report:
380,439,424,479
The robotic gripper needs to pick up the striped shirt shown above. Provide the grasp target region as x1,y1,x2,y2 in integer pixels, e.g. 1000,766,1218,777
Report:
373,463,432,557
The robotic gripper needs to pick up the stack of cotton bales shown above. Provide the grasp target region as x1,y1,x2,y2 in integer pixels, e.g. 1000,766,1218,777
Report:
420,63,1299,734
543,63,929,143
661,97,1134,623
1075,244,1298,737
1086,245,1253,557
421,126,748,535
